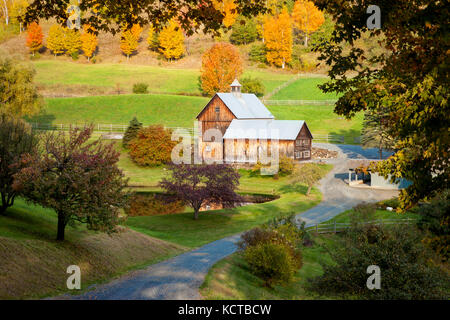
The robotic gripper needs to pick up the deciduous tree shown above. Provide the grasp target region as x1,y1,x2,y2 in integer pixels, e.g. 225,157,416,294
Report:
291,163,324,196
0,115,37,215
120,27,138,60
11,0,28,32
292,0,324,47
264,8,292,69
64,27,82,57
158,19,185,61
0,55,42,117
22,1,267,36
313,0,449,209
26,21,43,56
46,24,65,56
13,126,129,241
213,0,238,28
81,24,98,61
200,42,243,95
160,164,241,220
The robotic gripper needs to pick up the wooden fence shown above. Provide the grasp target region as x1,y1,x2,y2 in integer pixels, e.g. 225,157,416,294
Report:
307,218,416,234
262,99,337,106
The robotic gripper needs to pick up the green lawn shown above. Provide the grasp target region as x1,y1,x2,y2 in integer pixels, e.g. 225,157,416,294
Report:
32,95,363,142
32,60,294,95
270,77,340,100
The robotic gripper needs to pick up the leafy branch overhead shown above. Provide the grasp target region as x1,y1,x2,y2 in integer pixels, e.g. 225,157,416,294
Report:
21,0,268,36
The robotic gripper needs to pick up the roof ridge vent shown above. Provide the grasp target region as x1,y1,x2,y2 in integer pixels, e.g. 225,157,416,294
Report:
230,79,242,98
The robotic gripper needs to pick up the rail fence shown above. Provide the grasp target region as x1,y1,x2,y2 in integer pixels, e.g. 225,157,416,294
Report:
306,218,416,234
262,99,338,106
30,123,346,144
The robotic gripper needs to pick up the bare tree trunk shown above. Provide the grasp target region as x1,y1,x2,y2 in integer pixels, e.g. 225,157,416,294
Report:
56,212,67,241
2,0,8,26
194,209,199,220
306,186,312,196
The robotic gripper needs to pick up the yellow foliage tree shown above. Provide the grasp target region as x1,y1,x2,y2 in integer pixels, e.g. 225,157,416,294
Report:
47,24,66,56
120,28,138,60
264,8,292,69
64,27,82,56
11,0,28,32
158,19,184,61
80,25,98,61
292,0,325,47
213,0,238,28
131,24,143,41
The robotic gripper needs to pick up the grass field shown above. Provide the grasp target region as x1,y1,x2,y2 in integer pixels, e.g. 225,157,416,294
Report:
32,60,294,96
33,95,363,142
0,199,186,299
199,206,415,300
125,165,332,248
271,77,340,101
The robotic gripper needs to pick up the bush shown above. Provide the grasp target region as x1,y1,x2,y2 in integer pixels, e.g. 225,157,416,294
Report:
278,156,294,176
417,190,450,261
240,77,265,97
306,225,450,299
122,117,143,148
289,45,316,71
128,125,177,167
133,82,149,94
70,51,79,60
244,242,298,287
249,43,267,63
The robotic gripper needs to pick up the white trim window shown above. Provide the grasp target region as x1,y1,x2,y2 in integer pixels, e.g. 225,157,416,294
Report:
303,151,310,158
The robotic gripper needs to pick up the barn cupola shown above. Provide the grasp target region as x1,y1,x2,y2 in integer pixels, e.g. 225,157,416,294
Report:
230,79,242,98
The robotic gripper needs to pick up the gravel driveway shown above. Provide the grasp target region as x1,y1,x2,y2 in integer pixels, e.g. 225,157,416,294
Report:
59,144,397,300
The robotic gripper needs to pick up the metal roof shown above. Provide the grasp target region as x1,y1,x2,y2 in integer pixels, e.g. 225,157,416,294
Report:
216,93,275,119
223,119,306,140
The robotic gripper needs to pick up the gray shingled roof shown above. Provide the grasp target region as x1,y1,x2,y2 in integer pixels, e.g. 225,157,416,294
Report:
216,93,274,119
223,119,306,140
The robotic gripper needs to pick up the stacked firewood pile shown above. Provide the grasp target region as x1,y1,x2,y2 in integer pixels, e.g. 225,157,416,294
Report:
311,147,338,159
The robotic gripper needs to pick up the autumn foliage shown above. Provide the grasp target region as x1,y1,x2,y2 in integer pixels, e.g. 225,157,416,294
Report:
81,25,98,61
120,26,139,60
26,22,43,55
64,27,82,56
46,24,65,56
292,0,325,47
200,43,243,95
264,8,292,69
128,125,177,167
213,0,238,28
158,19,185,60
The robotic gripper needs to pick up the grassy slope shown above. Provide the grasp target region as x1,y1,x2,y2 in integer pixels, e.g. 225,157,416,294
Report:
126,165,333,248
0,199,186,299
32,60,294,95
33,95,363,141
200,207,414,300
271,78,340,100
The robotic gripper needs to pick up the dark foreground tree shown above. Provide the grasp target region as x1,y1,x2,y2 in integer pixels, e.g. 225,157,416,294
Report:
0,115,37,214
361,107,396,159
21,1,267,36
13,126,129,241
313,0,449,209
160,164,241,220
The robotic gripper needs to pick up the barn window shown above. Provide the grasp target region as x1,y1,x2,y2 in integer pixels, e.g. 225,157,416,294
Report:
295,140,301,146
215,106,220,114
303,151,310,158
303,139,309,146
295,151,301,158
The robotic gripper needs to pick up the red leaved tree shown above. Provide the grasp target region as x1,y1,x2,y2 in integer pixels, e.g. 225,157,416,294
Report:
13,126,129,241
160,164,241,220
26,21,43,56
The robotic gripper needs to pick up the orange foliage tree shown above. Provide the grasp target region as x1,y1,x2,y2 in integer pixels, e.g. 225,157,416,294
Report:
292,0,325,47
264,8,292,69
120,27,138,60
158,19,185,61
200,42,243,96
26,22,43,56
80,25,98,61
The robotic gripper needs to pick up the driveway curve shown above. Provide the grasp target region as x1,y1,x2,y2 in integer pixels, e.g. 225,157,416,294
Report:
59,144,397,300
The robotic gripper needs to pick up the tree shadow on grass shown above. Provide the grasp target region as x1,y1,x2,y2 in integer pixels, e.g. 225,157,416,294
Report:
279,183,308,195
25,113,56,125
